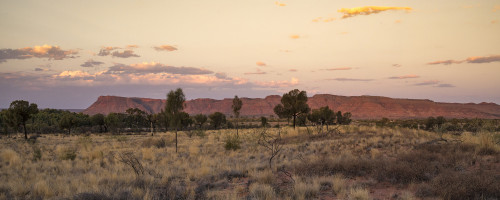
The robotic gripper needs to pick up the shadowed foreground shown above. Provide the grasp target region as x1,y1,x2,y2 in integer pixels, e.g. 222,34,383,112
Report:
0,126,499,199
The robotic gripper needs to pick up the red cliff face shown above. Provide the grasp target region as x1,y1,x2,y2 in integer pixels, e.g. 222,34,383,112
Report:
82,94,500,119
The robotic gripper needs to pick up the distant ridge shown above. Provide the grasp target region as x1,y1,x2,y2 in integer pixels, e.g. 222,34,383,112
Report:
82,94,500,119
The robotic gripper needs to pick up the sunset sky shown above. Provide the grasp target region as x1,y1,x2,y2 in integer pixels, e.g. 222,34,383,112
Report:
1,0,500,109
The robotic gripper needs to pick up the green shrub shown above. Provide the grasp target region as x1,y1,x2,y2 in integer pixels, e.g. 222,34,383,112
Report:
224,135,241,151
32,145,42,161
141,137,167,148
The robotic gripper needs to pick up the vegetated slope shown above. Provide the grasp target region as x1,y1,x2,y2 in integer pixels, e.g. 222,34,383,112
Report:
82,94,500,119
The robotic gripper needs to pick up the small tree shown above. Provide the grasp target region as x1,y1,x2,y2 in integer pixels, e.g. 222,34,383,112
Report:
232,95,243,136
425,117,436,131
307,109,322,132
260,116,268,127
209,112,226,129
126,108,147,132
319,106,335,131
179,112,193,129
59,112,78,135
0,110,12,136
336,111,352,125
91,113,106,133
7,100,39,139
165,88,186,153
274,89,310,129
0,110,7,135
193,114,207,129
146,113,159,136
105,113,126,134
257,128,283,170
158,109,170,131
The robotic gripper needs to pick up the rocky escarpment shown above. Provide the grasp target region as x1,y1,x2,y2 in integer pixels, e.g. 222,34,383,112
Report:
82,94,500,119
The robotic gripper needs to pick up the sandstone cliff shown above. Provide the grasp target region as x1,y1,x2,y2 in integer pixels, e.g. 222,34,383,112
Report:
82,94,500,119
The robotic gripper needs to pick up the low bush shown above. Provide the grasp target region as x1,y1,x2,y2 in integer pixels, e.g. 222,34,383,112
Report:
224,135,241,151
431,171,500,200
56,146,77,161
141,137,167,148
32,145,42,161
294,155,375,178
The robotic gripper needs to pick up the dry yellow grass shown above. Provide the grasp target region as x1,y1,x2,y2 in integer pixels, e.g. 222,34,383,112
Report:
0,125,498,199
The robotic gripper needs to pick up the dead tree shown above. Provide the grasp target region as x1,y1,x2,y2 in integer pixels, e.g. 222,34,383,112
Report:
117,151,144,177
257,128,283,170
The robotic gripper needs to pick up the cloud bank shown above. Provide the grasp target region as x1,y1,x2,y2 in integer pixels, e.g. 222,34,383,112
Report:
107,62,213,75
0,45,78,63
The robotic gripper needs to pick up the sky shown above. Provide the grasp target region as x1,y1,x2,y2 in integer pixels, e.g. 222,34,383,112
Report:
1,0,500,109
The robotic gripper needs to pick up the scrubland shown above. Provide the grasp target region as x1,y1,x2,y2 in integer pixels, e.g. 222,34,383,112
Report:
0,125,499,200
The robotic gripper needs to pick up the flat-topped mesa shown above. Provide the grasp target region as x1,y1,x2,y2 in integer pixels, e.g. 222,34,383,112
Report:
82,94,500,119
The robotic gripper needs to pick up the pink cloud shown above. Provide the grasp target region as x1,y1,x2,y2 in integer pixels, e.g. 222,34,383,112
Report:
338,6,412,19
153,45,178,51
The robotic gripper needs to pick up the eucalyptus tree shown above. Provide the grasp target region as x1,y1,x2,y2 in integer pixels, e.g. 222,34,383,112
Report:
273,89,310,129
209,112,226,129
7,100,38,139
165,88,186,153
232,95,243,135
193,114,207,129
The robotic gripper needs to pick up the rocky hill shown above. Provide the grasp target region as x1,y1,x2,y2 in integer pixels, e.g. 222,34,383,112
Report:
82,94,500,119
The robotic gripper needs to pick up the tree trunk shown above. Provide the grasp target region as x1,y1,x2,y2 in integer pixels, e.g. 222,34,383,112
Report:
175,128,178,153
236,117,239,136
292,115,296,129
23,123,27,140
277,119,280,137
150,121,154,136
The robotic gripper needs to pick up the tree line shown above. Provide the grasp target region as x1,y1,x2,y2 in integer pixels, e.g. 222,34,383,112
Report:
0,89,353,139
371,117,500,133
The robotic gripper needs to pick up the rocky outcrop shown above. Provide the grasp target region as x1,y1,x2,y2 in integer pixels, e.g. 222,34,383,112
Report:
82,94,500,119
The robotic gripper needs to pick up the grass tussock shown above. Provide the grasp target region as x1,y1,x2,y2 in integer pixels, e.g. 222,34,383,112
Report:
249,183,275,200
